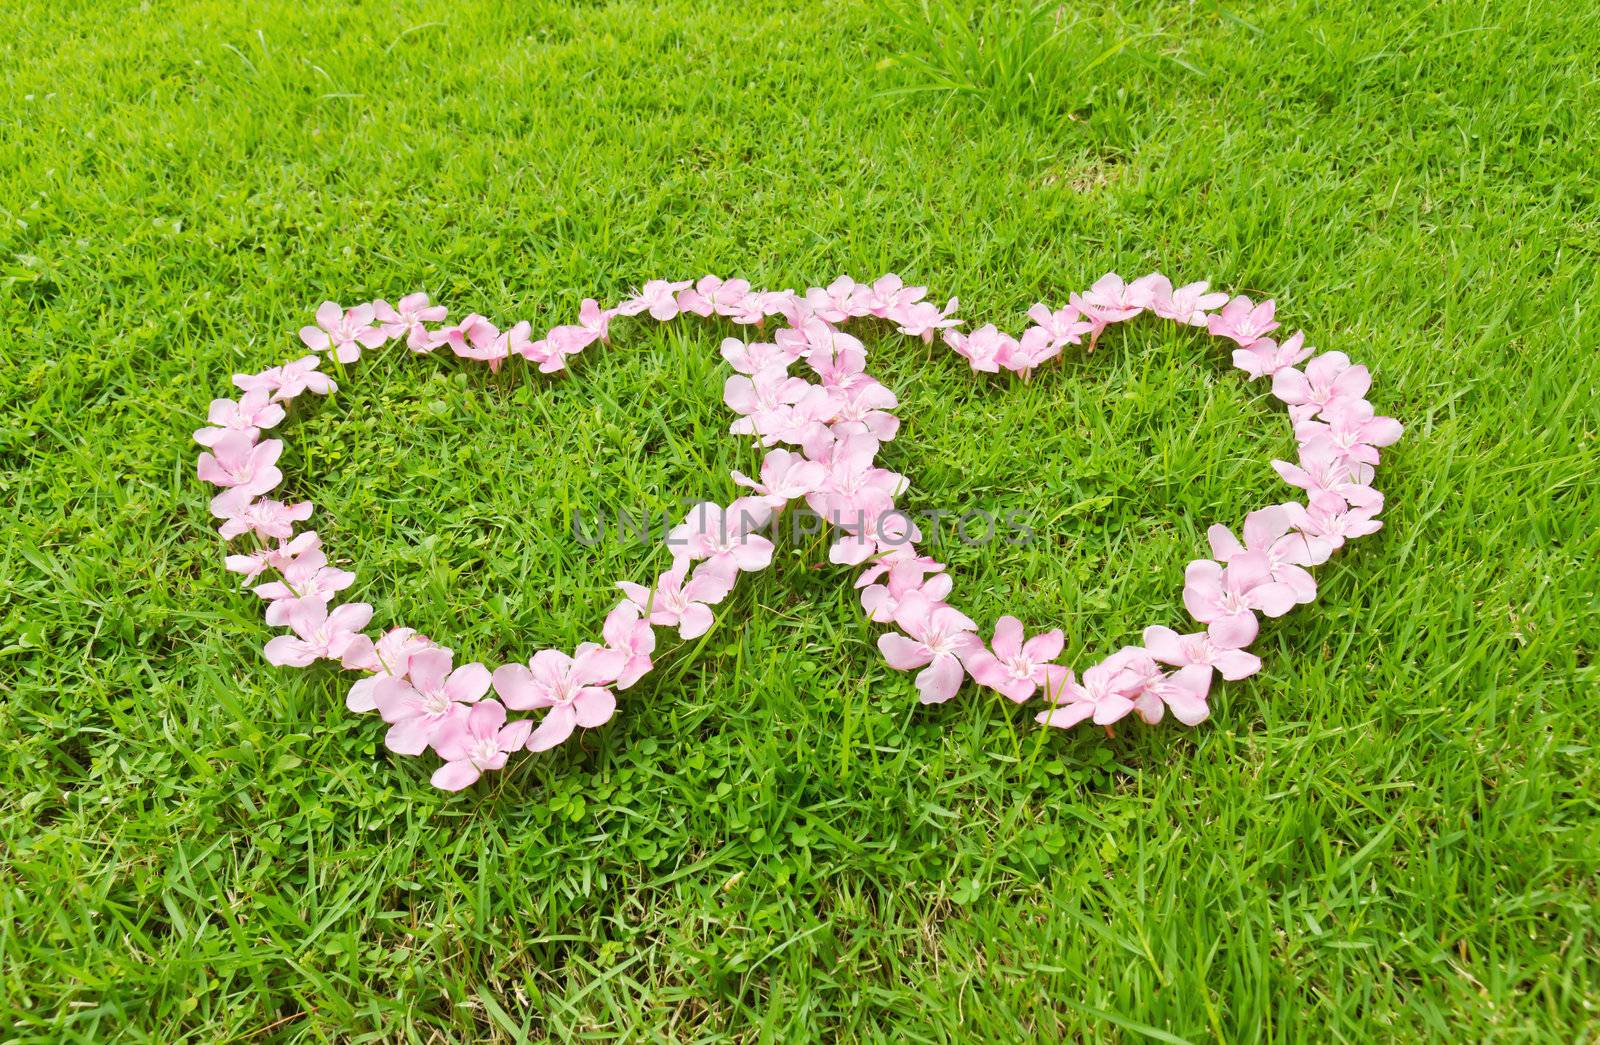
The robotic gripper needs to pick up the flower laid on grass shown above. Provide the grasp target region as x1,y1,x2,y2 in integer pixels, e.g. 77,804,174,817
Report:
373,649,491,756
299,301,387,363
212,494,312,541
233,355,337,401
601,603,656,690
1140,276,1229,327
204,269,1399,789
1207,295,1280,348
1271,350,1371,423
429,701,532,792
1035,649,1150,729
1071,273,1148,347
617,561,737,640
1232,330,1313,380
196,433,283,511
493,646,627,752
342,627,446,713
374,292,448,350
1181,558,1296,648
877,591,982,705
261,600,372,668
1142,625,1262,682
1206,506,1319,605
964,616,1068,704
224,530,319,585
942,324,1015,373
253,545,355,625
193,390,285,447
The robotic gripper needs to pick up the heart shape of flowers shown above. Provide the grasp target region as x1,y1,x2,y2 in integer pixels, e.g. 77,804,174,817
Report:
197,273,1401,790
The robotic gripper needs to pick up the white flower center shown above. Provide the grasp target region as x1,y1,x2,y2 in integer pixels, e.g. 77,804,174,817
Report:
551,671,582,707
1001,653,1034,680
469,737,500,767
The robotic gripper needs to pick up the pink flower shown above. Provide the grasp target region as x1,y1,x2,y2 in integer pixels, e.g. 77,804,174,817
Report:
500,321,568,373
1005,326,1063,377
708,277,755,316
964,615,1068,703
724,366,812,435
194,390,286,447
807,434,906,531
373,648,490,755
436,314,508,370
668,498,775,574
262,600,372,667
860,274,927,318
253,546,357,625
197,432,283,504
510,328,568,373
828,505,919,566
876,591,981,704
299,301,387,363
1206,505,1318,605
720,336,801,375
803,325,872,394
602,602,656,689
493,644,627,752
804,276,868,323
233,356,336,402
211,493,312,541
578,296,615,338
1293,397,1403,467
1130,665,1213,726
736,288,793,323
1034,647,1155,729
225,530,320,585
618,561,737,639
341,627,444,713
1282,491,1383,565
374,292,448,351
1271,441,1383,510
1025,303,1093,348
545,298,616,362
617,279,691,321
942,324,1015,373
1271,351,1372,423
796,421,840,461
856,553,951,623
1141,276,1228,326
1182,558,1296,647
830,380,900,441
1075,273,1147,320
731,448,827,508
752,385,840,447
895,297,961,342
1142,624,1261,681
1232,331,1314,380
430,700,532,791
1071,273,1146,347
1207,296,1280,348
678,275,751,317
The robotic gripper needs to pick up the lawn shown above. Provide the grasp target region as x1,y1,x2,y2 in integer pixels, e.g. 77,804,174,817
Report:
2,0,1598,1040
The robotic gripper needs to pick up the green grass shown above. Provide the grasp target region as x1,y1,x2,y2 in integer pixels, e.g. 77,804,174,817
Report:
2,0,1598,1039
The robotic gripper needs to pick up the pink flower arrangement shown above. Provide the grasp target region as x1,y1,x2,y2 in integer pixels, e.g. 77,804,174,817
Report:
299,301,386,363
198,270,1400,790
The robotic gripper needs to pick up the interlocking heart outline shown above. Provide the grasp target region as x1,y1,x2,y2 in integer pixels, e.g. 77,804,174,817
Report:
195,273,1400,790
